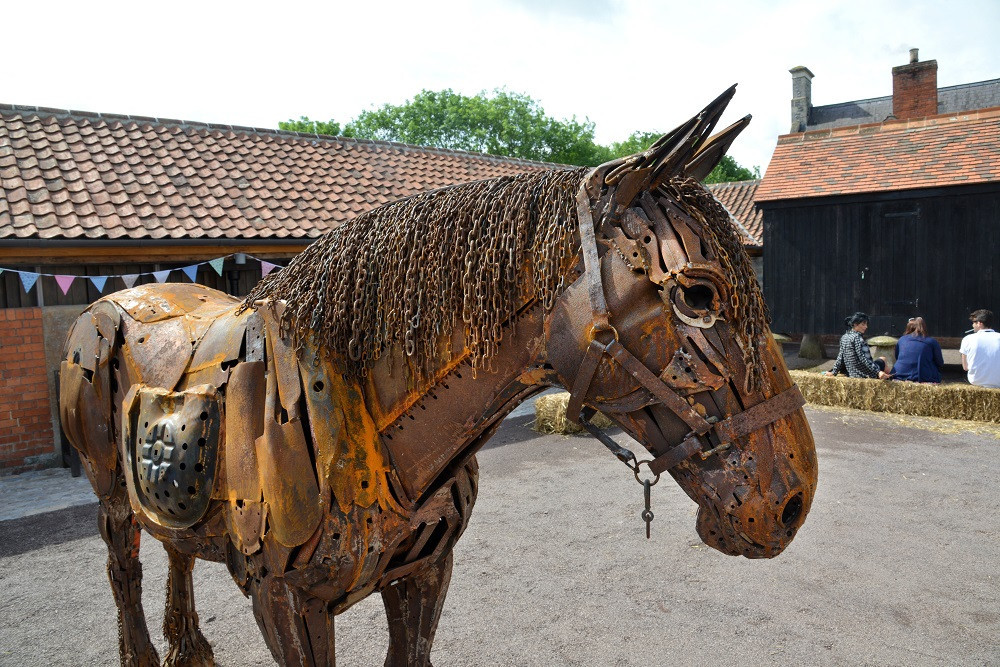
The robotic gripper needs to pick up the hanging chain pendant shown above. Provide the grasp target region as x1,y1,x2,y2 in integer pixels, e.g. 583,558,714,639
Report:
641,479,654,539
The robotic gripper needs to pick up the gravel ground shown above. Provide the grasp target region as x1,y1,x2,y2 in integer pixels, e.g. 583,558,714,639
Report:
1,406,998,666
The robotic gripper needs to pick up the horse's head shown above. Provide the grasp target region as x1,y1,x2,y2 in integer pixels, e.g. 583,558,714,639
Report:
545,87,817,559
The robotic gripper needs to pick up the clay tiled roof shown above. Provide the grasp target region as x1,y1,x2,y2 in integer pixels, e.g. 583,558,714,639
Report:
0,104,557,241
757,106,1000,202
706,180,761,246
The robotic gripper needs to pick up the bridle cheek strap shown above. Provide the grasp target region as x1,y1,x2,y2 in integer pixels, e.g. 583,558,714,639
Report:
567,179,807,476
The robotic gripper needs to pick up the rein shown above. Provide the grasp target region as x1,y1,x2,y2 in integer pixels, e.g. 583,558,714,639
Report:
566,177,805,536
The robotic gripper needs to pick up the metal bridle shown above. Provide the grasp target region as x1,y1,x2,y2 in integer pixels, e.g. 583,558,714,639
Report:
565,178,805,483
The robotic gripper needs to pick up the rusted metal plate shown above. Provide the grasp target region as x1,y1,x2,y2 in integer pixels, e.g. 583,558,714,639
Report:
111,283,238,324
255,338,321,548
121,316,192,391
184,309,248,389
261,305,301,414
225,360,266,554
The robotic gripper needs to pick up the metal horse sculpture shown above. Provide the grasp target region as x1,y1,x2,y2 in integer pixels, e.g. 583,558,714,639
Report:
60,88,817,667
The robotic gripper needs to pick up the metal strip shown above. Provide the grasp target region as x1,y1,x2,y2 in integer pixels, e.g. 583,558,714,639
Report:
715,385,805,444
605,340,711,435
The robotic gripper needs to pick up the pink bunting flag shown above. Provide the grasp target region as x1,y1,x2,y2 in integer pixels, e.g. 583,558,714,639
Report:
55,275,76,295
261,261,278,277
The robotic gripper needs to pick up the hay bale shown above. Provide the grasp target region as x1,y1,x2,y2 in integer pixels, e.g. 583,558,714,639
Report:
790,370,1000,423
534,392,615,434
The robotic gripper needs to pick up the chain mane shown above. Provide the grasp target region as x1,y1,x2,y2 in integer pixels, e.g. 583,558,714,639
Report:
242,167,589,377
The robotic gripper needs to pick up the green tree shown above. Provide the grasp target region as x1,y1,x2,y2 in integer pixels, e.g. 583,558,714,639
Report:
703,155,761,183
279,116,343,137
344,89,610,166
279,94,761,178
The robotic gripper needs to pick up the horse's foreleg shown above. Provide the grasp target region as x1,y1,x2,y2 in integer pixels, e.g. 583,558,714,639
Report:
249,576,336,666
99,495,160,667
162,545,215,666
381,550,454,667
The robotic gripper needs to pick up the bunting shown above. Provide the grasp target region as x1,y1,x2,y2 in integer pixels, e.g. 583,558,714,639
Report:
19,271,39,293
181,265,199,282
55,275,76,295
0,255,284,297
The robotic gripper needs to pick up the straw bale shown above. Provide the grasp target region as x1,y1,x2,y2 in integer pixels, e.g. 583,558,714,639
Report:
534,392,614,434
790,370,1000,423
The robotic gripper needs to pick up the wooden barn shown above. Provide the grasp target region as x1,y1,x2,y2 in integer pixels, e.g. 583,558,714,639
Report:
758,50,1000,338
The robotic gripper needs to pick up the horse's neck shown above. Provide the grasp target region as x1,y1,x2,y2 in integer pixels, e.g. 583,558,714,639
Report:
362,304,553,503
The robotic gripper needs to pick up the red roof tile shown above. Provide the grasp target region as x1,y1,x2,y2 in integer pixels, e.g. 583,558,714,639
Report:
706,180,761,245
0,104,557,241
757,106,1000,201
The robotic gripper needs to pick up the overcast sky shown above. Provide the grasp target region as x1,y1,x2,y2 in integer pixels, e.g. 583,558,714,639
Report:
6,0,999,174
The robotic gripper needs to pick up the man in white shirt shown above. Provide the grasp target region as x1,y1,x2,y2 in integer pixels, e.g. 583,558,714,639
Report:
960,309,1000,388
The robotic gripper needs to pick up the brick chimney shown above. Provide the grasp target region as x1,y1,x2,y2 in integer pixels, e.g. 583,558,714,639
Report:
789,66,814,132
891,48,938,119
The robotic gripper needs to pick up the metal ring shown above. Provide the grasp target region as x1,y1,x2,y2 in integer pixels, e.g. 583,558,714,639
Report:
633,459,661,486
587,322,619,343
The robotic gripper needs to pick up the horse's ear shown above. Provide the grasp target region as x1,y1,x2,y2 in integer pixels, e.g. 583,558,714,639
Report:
588,86,741,207
681,115,752,181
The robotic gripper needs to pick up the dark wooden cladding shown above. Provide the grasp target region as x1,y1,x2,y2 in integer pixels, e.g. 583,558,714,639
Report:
762,184,1000,338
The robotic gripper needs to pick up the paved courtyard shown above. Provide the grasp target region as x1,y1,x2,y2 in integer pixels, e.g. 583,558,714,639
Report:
1,405,998,666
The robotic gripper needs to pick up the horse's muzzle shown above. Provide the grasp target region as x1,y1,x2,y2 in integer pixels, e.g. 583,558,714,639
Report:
692,408,817,559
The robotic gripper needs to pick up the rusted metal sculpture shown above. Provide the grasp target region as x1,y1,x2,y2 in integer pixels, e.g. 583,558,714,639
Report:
60,87,818,667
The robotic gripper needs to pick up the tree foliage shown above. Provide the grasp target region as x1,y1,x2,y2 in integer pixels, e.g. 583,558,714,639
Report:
280,90,760,180
278,116,343,137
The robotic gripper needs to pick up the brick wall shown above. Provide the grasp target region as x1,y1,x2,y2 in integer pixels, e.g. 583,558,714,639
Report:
0,308,56,473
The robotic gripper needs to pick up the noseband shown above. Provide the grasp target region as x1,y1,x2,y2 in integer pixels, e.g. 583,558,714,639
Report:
565,179,805,482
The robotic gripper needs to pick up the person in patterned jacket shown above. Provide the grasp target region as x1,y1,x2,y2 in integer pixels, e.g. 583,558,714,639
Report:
824,312,890,379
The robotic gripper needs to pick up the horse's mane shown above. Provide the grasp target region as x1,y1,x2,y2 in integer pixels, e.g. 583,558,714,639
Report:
241,168,768,389
242,167,589,377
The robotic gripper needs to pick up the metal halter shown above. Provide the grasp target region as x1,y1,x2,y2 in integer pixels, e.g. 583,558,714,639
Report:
566,177,805,480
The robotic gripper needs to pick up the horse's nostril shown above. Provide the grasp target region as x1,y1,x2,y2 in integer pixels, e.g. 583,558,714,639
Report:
780,494,803,527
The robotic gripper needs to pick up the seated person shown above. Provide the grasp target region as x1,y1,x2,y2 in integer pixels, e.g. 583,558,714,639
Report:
825,312,889,379
891,317,944,383
960,309,1000,388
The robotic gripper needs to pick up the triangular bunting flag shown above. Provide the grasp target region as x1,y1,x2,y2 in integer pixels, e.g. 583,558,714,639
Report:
19,271,39,293
90,276,108,293
209,257,225,276
181,265,199,282
121,274,139,288
261,261,279,277
55,275,76,295
153,270,171,283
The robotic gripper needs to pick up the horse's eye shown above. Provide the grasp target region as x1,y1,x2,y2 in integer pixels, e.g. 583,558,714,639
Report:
681,284,715,311
668,281,722,329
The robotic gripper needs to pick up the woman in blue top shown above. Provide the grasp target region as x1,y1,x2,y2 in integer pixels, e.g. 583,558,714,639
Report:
891,316,944,383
